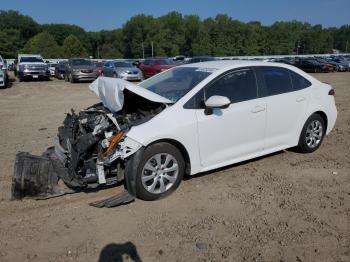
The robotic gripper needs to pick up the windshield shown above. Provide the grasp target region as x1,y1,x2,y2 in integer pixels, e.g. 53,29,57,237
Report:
72,59,92,66
20,57,44,63
114,61,133,68
139,67,212,103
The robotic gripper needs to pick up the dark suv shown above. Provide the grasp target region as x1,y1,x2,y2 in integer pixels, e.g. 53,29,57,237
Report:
65,58,98,83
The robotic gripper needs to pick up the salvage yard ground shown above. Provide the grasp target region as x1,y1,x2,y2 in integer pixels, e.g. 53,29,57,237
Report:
0,72,349,262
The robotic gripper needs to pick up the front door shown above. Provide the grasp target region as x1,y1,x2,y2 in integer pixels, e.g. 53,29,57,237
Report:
195,68,266,168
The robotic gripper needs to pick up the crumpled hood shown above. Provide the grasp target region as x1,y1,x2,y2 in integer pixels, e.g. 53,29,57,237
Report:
89,77,172,112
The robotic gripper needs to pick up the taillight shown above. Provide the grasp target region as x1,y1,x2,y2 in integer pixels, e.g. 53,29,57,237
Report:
328,89,335,96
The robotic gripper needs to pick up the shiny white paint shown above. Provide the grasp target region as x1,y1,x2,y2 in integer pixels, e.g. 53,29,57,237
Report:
204,95,230,108
125,61,337,175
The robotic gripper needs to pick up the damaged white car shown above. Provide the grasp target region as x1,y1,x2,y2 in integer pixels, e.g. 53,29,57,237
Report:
12,61,337,207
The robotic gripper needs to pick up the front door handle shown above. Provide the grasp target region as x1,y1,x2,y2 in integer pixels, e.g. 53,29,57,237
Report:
296,96,306,102
251,105,266,113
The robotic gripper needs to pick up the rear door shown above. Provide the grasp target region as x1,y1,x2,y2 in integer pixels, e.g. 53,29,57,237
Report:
256,66,311,150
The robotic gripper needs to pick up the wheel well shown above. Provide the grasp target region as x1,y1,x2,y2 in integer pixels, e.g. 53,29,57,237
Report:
149,139,191,175
314,111,328,131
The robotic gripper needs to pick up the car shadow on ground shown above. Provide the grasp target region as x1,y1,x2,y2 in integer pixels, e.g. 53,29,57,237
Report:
98,242,142,262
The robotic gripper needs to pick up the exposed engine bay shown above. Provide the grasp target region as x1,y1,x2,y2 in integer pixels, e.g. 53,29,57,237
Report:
12,78,169,207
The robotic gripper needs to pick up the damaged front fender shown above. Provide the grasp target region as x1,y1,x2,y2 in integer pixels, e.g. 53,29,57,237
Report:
104,136,143,164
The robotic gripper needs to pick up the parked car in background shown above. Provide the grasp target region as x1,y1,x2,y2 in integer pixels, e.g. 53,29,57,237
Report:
139,58,176,78
0,68,8,88
294,59,329,73
173,55,186,65
93,61,105,76
55,61,67,80
16,54,50,81
311,58,336,72
186,56,217,64
0,55,9,87
314,57,339,71
270,57,295,65
330,57,350,71
103,60,143,81
7,63,15,71
0,55,7,70
65,58,98,83
49,63,58,76
322,57,347,72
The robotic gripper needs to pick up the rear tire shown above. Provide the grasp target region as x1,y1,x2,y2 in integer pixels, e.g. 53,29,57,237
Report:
297,114,325,153
133,143,185,201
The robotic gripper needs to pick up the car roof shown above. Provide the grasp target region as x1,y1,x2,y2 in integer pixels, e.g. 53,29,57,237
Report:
180,60,295,70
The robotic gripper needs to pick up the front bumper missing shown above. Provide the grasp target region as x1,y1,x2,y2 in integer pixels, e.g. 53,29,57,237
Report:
11,149,135,207
11,136,141,207
11,151,71,200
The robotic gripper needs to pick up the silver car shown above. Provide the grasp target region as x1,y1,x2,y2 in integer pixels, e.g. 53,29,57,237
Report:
103,60,143,81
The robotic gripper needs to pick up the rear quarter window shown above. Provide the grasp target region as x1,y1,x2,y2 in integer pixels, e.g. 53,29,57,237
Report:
290,71,311,90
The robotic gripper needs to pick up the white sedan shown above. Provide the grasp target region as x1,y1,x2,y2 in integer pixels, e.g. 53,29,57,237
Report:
90,60,337,200
36,60,338,204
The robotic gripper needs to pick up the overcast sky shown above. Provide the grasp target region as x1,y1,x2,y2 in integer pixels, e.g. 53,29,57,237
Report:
1,0,349,31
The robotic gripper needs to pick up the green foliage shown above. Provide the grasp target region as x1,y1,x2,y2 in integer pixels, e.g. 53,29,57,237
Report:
0,9,349,58
21,31,62,58
0,10,40,41
62,35,87,58
0,29,22,57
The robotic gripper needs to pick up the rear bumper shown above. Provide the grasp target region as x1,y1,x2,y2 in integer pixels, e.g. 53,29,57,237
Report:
326,102,337,135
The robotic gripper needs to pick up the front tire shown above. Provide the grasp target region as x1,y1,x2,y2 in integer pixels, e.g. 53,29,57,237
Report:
297,114,325,153
134,143,185,201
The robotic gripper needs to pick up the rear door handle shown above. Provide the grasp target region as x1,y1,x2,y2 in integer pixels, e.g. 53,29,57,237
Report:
251,105,266,113
296,96,306,102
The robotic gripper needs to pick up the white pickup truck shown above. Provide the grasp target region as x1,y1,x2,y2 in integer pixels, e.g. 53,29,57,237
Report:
16,54,50,81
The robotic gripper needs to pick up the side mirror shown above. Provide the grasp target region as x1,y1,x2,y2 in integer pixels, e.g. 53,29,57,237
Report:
204,95,231,115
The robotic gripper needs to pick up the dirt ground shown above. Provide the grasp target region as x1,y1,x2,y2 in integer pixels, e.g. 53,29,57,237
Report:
0,72,349,262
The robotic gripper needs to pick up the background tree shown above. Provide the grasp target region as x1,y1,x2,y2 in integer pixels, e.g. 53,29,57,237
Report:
62,34,87,58
0,9,349,58
0,29,22,57
21,31,62,58
0,10,40,57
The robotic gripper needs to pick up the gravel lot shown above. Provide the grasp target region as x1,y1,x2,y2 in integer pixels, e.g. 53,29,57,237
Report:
0,72,349,262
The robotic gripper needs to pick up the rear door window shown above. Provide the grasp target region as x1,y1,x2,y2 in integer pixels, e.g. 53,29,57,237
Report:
258,67,293,96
